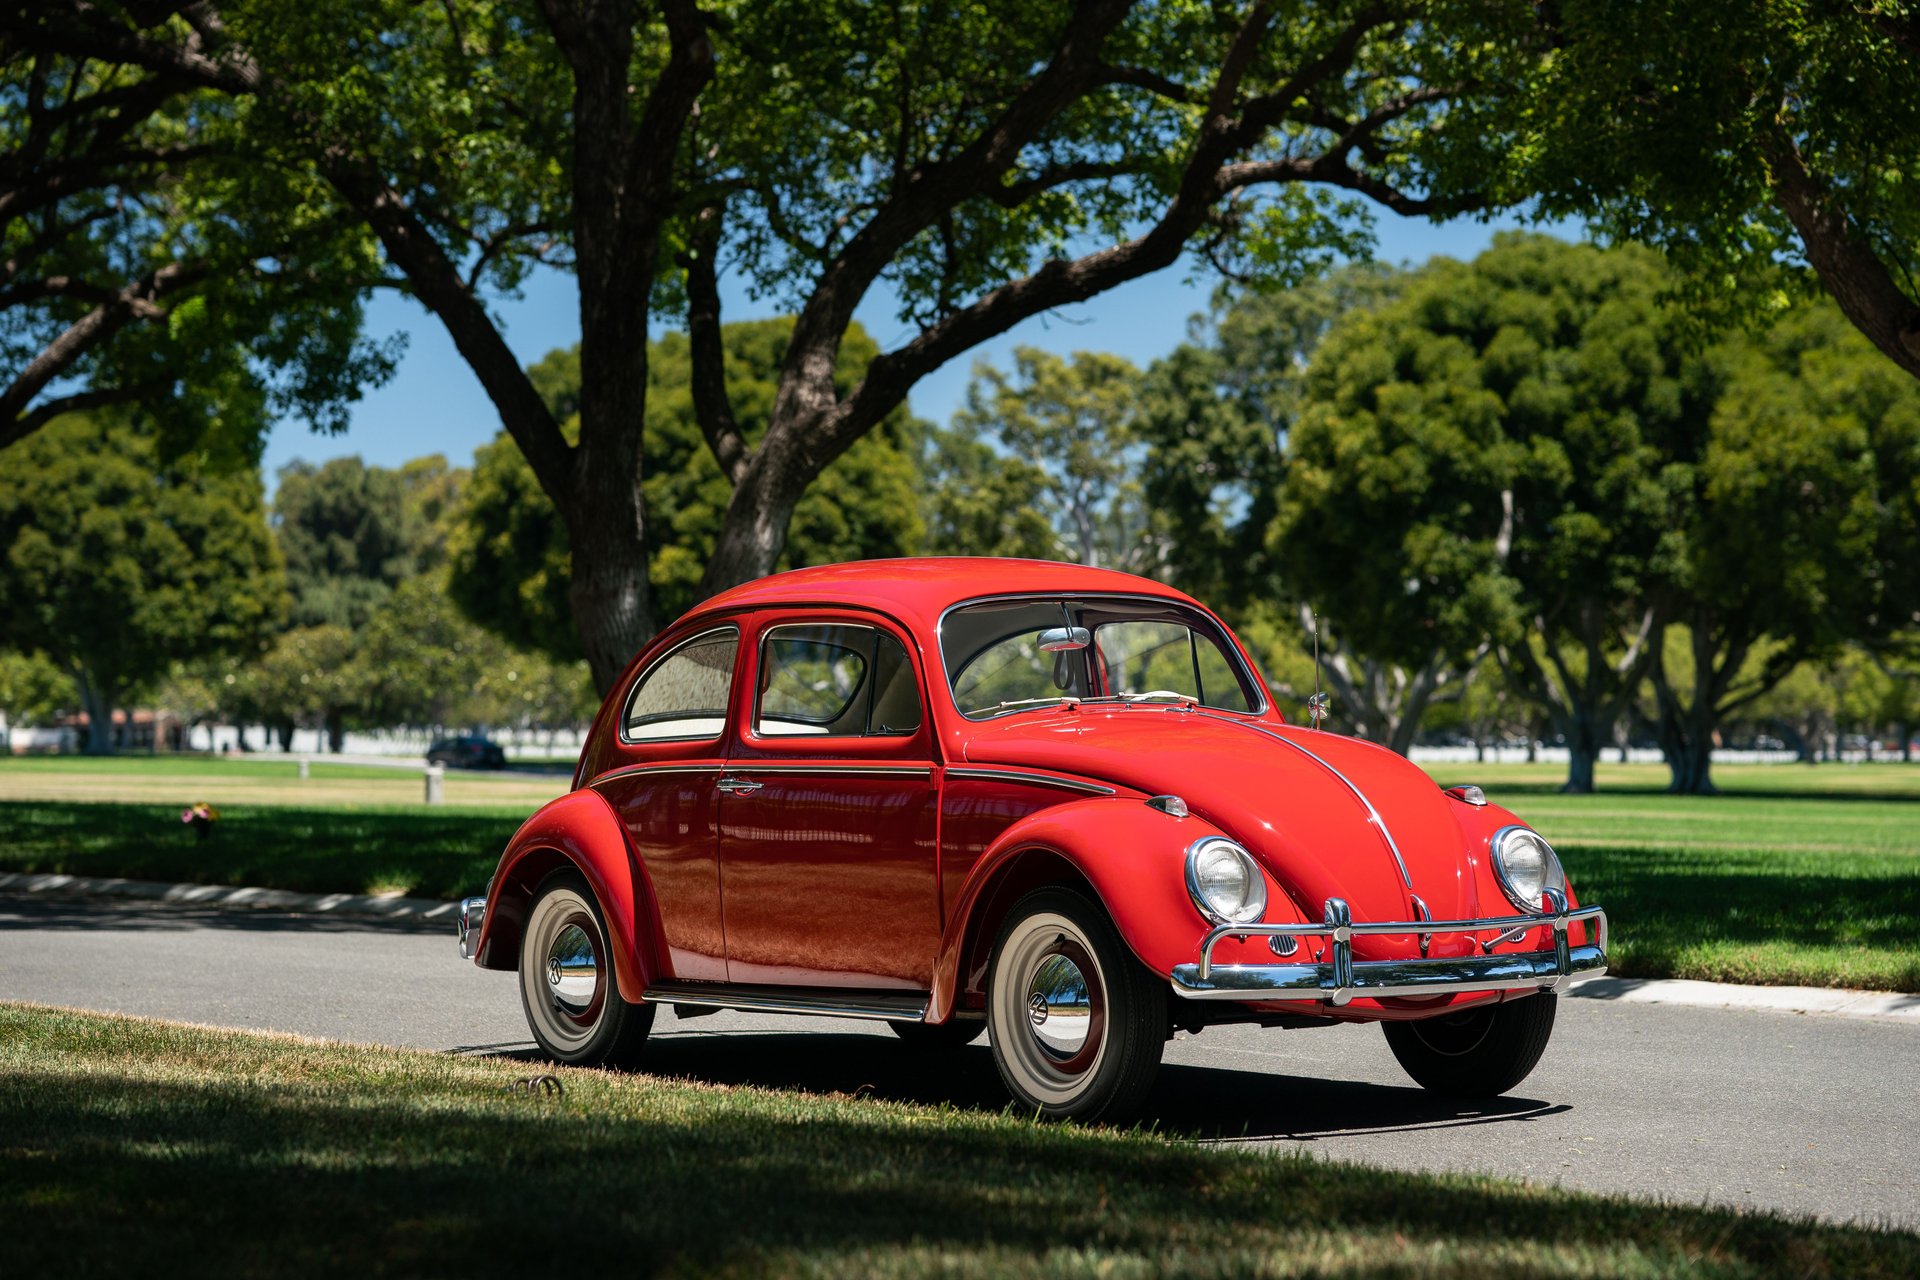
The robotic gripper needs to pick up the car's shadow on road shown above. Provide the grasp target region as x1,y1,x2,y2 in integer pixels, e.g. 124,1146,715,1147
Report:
459,1026,1566,1143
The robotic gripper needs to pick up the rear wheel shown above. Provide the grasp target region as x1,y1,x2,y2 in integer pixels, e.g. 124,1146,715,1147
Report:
1381,991,1557,1097
518,869,654,1068
986,888,1165,1122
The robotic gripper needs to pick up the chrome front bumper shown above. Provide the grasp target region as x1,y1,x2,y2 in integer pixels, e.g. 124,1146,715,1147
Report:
456,895,487,960
1170,889,1607,1006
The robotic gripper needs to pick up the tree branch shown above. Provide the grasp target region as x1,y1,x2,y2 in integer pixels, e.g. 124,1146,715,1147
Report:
0,381,171,451
1762,121,1920,378
319,157,574,500
1098,62,1199,104
0,259,202,423
682,207,751,485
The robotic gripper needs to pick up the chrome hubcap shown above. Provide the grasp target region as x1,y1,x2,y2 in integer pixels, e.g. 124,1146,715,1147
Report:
546,923,599,1019
1025,950,1092,1059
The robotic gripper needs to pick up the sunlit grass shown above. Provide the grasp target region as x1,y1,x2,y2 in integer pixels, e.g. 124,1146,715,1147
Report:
0,753,569,809
4,1003,1915,1278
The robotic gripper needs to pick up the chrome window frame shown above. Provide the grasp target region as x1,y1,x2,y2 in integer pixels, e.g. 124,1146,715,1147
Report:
747,618,926,741
617,624,742,746
753,620,876,737
935,592,1270,722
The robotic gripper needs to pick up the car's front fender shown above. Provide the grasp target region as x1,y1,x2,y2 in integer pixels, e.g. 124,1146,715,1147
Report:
930,796,1309,1021
469,788,665,1004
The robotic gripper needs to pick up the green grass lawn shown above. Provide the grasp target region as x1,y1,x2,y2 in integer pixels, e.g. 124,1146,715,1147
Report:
0,752,569,809
3,758,1915,990
0,800,513,899
4,1003,1914,1279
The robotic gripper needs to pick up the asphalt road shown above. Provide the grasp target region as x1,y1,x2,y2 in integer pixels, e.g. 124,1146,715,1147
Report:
4,893,1915,1230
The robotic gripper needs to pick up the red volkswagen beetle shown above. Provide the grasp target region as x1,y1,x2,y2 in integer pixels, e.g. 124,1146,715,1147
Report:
457,559,1607,1120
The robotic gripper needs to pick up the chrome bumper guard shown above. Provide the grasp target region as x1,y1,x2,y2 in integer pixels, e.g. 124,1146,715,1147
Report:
1170,888,1607,1006
456,896,487,960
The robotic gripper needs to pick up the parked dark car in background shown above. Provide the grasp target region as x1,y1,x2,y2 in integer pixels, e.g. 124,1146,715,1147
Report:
427,737,507,769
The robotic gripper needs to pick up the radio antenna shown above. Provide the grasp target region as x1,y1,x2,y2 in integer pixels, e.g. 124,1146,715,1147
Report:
1308,610,1329,730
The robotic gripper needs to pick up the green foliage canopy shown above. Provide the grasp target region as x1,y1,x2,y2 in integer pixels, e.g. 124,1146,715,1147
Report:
1280,235,1702,789
447,318,924,660
1515,2,1920,381
0,414,285,752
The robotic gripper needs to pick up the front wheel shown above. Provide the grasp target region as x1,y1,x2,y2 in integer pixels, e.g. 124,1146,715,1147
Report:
518,869,654,1068
986,887,1165,1122
1381,991,1557,1097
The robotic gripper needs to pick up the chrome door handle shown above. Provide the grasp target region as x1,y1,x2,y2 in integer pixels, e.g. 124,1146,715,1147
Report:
715,775,763,795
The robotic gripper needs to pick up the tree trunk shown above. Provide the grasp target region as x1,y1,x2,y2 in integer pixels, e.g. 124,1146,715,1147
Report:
74,670,115,756
1563,740,1597,793
326,710,345,754
1664,734,1715,795
1560,706,1605,793
1901,721,1913,763
275,721,294,752
698,447,809,602
566,519,654,696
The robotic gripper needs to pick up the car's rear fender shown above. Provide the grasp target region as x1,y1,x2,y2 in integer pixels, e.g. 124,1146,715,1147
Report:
469,788,665,1004
930,797,1301,1021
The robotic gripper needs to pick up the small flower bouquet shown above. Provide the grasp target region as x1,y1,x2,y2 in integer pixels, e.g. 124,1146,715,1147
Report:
181,802,220,841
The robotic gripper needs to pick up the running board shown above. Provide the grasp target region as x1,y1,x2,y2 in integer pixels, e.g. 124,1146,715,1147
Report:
641,981,930,1022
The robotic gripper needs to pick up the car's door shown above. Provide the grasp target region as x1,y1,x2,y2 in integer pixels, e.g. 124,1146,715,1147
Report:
588,624,742,983
716,609,941,990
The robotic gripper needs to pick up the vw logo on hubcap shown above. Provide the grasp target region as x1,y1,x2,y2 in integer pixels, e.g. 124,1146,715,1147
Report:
1029,992,1049,1025
548,955,562,986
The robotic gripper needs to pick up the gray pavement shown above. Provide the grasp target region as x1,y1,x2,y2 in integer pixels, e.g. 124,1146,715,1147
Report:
3,892,1915,1229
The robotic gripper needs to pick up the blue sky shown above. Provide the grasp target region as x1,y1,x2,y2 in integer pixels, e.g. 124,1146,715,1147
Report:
259,210,1558,483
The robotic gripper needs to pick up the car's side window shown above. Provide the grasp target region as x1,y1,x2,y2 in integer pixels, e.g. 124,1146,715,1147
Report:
756,623,922,738
622,628,738,742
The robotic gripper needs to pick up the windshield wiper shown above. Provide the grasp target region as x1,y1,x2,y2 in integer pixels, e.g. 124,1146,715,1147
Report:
985,695,1082,718
1075,691,1199,709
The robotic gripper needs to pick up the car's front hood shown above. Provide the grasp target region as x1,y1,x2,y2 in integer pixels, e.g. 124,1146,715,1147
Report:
960,708,1490,937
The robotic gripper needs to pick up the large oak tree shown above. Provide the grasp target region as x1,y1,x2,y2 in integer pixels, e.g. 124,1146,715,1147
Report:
1522,2,1920,385
4,1,1532,690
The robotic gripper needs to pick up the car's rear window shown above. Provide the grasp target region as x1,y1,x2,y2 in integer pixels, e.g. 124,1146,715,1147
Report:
623,628,738,742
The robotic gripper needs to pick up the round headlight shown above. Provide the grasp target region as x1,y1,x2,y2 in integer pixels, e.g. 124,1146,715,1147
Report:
1490,825,1567,911
1185,836,1267,925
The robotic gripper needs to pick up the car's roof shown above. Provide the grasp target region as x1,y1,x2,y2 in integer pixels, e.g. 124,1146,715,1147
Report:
692,557,1200,632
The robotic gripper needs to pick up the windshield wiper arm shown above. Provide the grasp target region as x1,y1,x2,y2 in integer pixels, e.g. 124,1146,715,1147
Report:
986,696,1081,717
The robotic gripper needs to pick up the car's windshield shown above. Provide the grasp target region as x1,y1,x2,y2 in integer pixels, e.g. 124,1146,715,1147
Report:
941,597,1262,719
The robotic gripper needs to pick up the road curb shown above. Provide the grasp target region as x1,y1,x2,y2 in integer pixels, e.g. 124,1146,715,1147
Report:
0,871,458,929
1567,975,1920,1023
5,873,1917,1021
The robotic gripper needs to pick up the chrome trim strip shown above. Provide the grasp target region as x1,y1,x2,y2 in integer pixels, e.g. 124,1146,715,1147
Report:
944,767,1117,796
589,762,726,787
641,981,930,1022
1192,711,1414,889
719,763,935,778
1173,894,1609,1005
